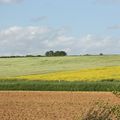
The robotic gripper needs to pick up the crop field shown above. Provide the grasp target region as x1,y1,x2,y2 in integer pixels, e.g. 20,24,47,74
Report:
0,55,120,91
0,56,120,119
0,91,119,120
18,66,120,81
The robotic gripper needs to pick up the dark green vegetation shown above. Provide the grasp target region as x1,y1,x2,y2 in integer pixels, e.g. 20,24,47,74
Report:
45,50,67,56
0,80,120,91
0,50,67,58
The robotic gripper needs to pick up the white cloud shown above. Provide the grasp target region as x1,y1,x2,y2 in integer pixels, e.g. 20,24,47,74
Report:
0,26,120,55
0,26,74,55
74,34,120,54
0,0,23,4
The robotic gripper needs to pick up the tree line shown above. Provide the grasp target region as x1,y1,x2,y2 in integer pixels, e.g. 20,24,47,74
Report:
0,50,67,58
0,51,104,58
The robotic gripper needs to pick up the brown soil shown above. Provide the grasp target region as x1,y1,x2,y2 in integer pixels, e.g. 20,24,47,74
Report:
0,92,119,120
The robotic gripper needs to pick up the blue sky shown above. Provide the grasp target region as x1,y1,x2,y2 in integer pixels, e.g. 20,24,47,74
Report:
0,0,120,55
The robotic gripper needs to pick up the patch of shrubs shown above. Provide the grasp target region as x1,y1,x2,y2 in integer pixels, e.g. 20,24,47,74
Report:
82,91,120,120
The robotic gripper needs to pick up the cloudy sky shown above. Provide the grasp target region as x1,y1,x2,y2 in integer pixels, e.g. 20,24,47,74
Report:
0,0,120,55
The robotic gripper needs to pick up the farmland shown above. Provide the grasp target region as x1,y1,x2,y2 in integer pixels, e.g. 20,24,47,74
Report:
0,91,119,120
18,66,120,81
0,55,120,78
0,55,120,119
0,55,120,91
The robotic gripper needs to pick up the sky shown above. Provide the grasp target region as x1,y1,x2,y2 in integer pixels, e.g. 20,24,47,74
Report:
0,0,120,55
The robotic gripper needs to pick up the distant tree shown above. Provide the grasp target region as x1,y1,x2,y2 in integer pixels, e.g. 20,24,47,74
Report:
54,51,60,56
45,50,67,56
59,51,67,56
99,53,103,56
45,50,54,56
54,51,67,56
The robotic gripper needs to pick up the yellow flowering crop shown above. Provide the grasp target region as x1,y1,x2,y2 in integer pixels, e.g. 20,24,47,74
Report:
17,66,120,81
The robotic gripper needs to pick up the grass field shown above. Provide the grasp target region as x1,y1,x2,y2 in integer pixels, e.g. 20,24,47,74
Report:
0,55,120,91
0,55,120,77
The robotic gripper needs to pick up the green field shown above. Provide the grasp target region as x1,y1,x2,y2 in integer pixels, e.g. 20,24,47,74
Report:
0,55,120,91
0,55,120,77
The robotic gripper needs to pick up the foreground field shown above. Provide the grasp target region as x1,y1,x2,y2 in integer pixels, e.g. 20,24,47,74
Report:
0,92,119,120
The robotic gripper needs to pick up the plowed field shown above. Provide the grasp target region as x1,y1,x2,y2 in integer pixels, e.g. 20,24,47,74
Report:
0,92,119,120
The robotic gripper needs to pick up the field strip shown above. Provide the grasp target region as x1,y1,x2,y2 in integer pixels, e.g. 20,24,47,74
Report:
16,66,120,81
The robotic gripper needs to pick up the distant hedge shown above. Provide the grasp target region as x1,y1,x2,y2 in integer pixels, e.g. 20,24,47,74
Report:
0,55,43,58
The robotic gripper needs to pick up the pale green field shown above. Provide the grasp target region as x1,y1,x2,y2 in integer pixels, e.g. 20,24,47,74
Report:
0,55,120,78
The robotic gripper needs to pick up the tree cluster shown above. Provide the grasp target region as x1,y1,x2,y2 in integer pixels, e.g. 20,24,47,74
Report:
45,50,67,57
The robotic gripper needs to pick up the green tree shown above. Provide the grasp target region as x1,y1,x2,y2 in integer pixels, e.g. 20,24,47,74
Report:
45,50,54,56
53,51,67,56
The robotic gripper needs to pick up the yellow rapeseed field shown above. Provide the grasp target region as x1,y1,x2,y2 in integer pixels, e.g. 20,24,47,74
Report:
17,66,120,81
